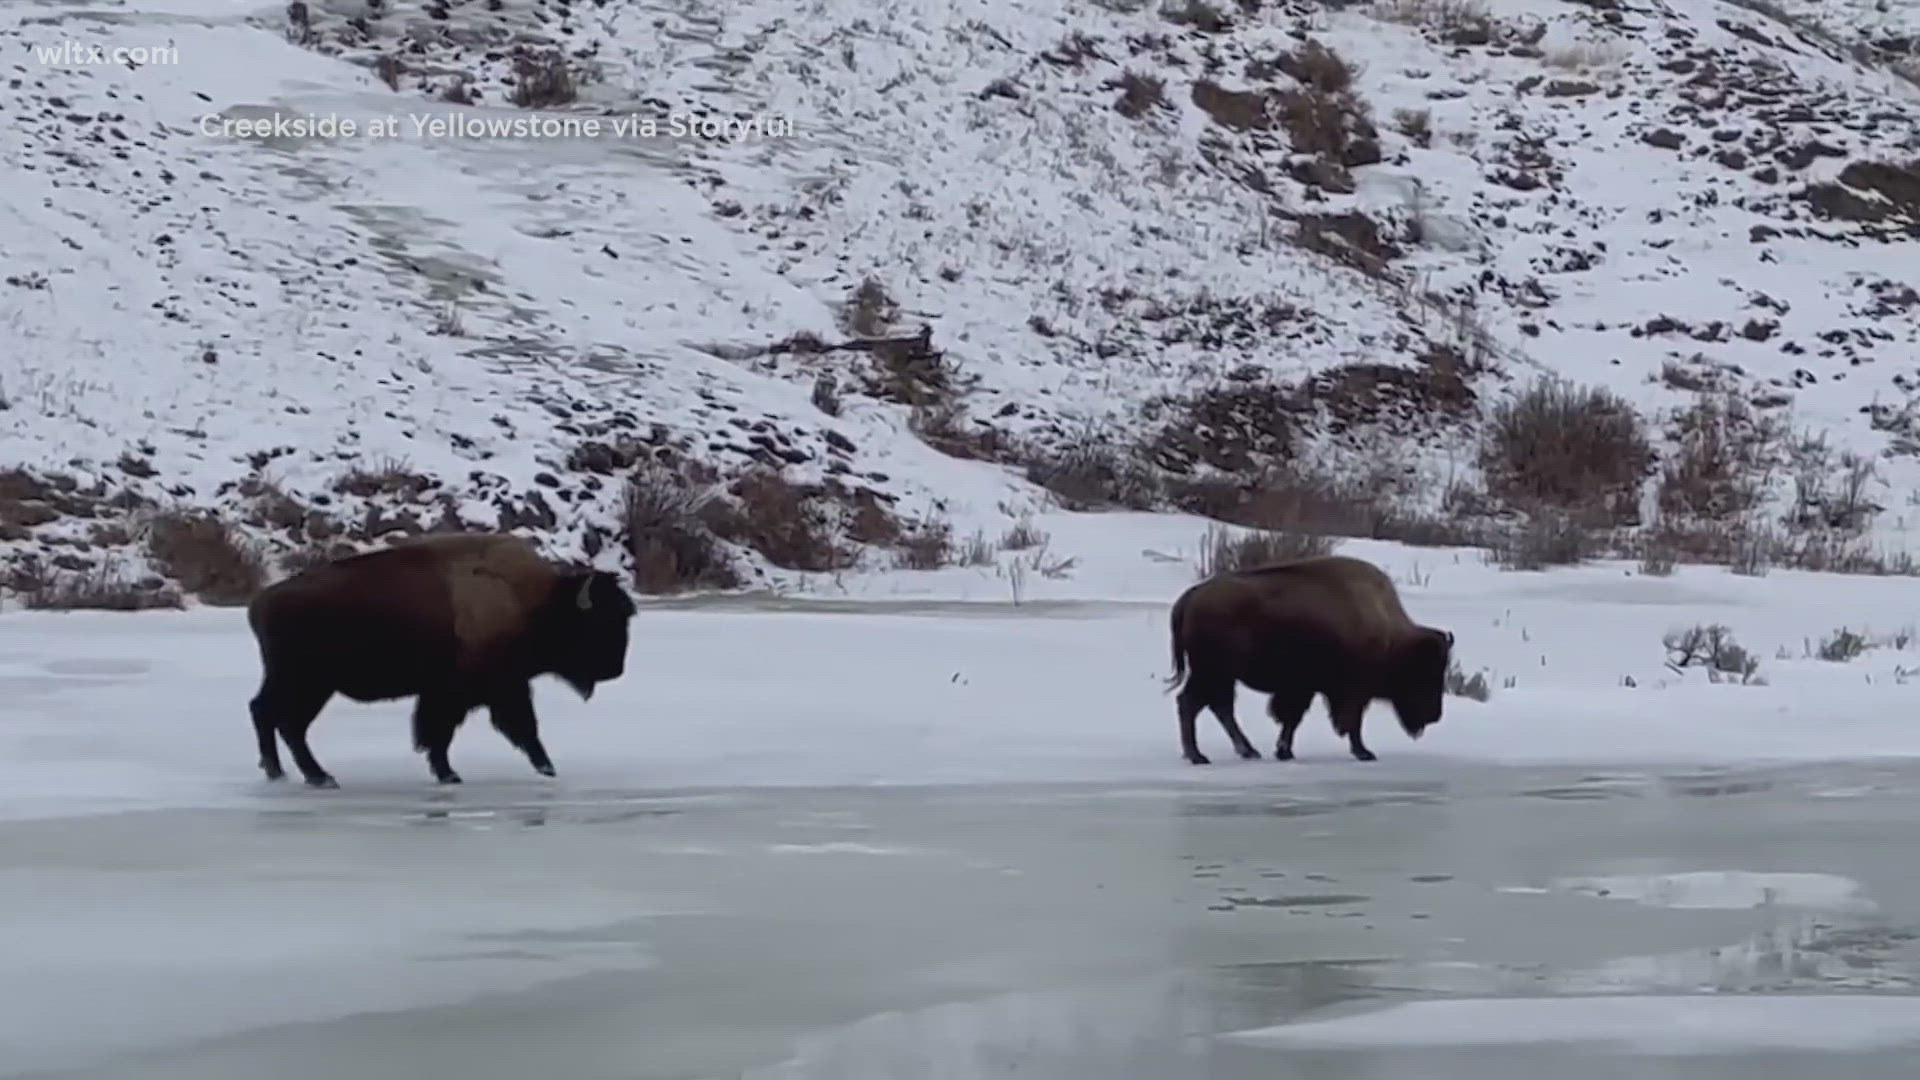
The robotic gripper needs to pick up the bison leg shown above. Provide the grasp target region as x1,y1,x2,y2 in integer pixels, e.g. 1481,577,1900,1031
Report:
255,683,337,788
486,682,556,778
1326,693,1377,762
249,691,285,781
413,693,471,784
1205,689,1260,761
1174,682,1212,765
1267,688,1315,761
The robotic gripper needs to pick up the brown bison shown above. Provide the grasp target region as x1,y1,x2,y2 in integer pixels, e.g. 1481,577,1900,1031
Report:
246,533,637,788
1165,554,1453,764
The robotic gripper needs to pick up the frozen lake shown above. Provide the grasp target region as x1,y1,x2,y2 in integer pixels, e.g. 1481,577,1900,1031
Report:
12,760,1920,1079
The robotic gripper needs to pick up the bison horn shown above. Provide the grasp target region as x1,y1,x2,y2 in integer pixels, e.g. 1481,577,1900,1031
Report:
1443,630,1455,646
576,575,594,611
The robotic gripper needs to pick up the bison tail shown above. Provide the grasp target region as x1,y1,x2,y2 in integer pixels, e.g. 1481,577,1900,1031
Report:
1164,595,1189,694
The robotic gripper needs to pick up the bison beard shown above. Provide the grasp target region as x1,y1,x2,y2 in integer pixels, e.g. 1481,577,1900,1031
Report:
244,533,637,788
1165,554,1454,765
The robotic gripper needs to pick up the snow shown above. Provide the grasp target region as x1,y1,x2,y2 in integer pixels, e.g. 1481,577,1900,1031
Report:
1517,870,1877,912
7,511,1920,822
5,0,1920,591
1221,994,1920,1053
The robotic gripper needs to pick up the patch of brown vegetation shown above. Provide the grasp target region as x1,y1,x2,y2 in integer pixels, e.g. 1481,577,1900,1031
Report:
1656,392,1785,521
1294,211,1403,278
1109,71,1168,118
1799,159,1920,228
14,561,184,611
702,468,859,572
622,465,742,594
332,458,436,501
144,508,267,606
1194,521,1338,578
508,47,578,109
1478,377,1653,525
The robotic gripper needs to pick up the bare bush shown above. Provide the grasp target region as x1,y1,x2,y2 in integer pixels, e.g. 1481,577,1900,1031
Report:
1195,522,1337,579
1663,623,1762,683
1392,106,1432,147
1657,392,1784,522
508,48,578,109
623,467,741,594
333,458,435,501
893,516,955,570
1000,519,1048,551
144,509,267,606
1812,626,1871,662
1783,432,1881,534
1479,377,1653,523
1542,41,1628,69
20,566,183,611
704,468,857,572
1488,511,1593,570
1445,661,1492,701
843,277,898,338
1110,71,1169,118
955,530,995,566
1024,437,1161,510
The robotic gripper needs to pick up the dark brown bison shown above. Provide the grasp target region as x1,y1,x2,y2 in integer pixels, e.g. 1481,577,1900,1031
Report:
1165,554,1453,765
246,533,637,788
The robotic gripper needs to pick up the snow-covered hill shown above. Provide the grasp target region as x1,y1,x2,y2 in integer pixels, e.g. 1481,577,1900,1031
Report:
3,0,1919,605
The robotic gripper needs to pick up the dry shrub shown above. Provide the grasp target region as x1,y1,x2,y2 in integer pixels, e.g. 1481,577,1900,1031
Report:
1542,41,1628,70
144,509,266,605
1370,0,1503,42
893,517,955,570
1392,106,1432,147
843,277,898,338
1488,512,1593,570
1783,432,1881,534
278,543,356,579
1111,71,1168,118
19,566,183,611
1657,392,1783,522
1024,437,1162,510
624,474,740,595
1000,519,1048,551
1278,39,1357,94
1195,522,1337,579
333,458,435,501
704,468,856,572
1813,626,1871,663
1479,377,1653,524
1663,623,1762,684
509,48,577,108
910,402,1014,461
1446,662,1492,701
957,530,996,566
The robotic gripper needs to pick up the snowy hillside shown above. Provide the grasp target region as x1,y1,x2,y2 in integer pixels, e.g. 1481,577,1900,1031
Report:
3,0,1920,606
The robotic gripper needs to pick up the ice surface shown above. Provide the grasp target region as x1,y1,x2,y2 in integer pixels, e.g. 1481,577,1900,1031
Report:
1222,994,1920,1053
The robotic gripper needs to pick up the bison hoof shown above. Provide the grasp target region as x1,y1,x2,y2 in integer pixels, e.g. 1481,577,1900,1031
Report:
435,773,464,785
1351,749,1377,762
304,775,339,789
534,764,556,777
1185,753,1211,766
1274,748,1294,761
261,767,285,781
1236,746,1261,761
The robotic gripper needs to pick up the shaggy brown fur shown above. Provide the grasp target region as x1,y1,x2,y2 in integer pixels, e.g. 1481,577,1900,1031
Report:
246,533,637,787
1166,554,1453,764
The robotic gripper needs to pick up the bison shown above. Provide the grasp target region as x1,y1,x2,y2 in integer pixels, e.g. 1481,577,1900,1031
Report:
245,533,637,788
1165,554,1453,765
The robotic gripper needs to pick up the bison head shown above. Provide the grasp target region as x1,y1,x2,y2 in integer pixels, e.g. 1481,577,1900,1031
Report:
1388,626,1453,737
542,570,637,699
